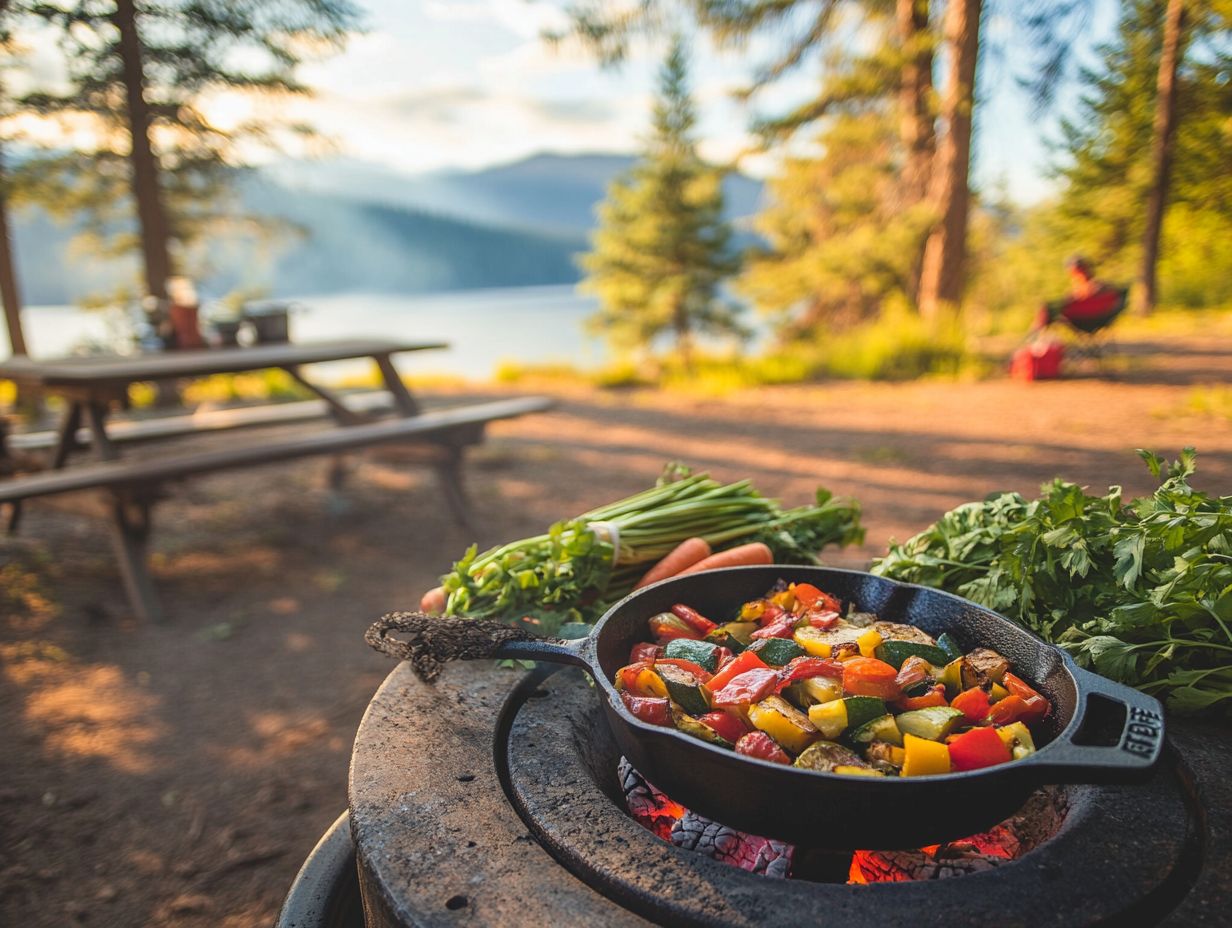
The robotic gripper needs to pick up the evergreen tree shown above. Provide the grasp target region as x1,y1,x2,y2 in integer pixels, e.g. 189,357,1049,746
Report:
1054,0,1231,302
20,0,359,301
580,38,743,365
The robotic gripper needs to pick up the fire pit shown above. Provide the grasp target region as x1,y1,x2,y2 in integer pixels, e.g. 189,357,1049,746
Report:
348,663,1232,926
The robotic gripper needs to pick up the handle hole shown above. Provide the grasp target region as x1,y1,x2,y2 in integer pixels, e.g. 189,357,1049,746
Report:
1072,693,1128,747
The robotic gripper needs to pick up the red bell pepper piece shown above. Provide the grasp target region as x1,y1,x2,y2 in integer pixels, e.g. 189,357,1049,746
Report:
984,694,1048,726
648,613,699,644
750,612,798,640
755,602,785,626
1003,672,1051,720
948,726,1012,771
699,710,750,744
895,683,949,711
713,646,734,671
776,656,843,690
734,731,791,764
842,657,902,700
712,668,781,707
792,583,841,614
806,610,841,630
620,691,672,726
616,661,651,690
705,649,769,693
629,642,662,665
671,603,718,636
951,686,992,722
653,657,712,683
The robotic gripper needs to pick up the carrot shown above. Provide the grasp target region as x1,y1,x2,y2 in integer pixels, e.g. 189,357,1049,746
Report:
677,542,774,576
420,586,447,614
633,537,712,589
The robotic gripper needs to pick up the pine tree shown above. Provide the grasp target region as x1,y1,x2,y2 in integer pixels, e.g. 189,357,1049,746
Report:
580,38,743,365
1054,0,1231,300
20,0,359,301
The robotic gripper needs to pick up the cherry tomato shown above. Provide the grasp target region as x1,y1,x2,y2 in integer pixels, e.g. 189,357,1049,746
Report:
620,691,672,726
711,668,781,707
671,603,718,635
734,731,791,764
842,657,903,700
698,710,750,744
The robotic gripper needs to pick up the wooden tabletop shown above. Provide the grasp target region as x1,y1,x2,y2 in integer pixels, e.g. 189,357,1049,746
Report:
0,339,448,388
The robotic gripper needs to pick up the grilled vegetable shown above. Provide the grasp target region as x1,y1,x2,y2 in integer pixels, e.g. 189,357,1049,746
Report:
895,706,965,741
663,638,721,673
793,740,865,772
711,668,780,708
748,637,806,666
948,726,1012,771
621,692,672,726
843,695,888,731
796,675,843,705
937,632,964,663
672,705,733,746
616,663,670,699
748,695,819,754
705,650,768,692
707,621,758,650
964,648,1011,686
698,710,750,744
850,714,904,746
901,733,951,776
997,721,1037,759
807,699,849,739
792,626,835,657
834,764,886,777
649,612,699,644
842,657,902,700
876,640,950,669
656,663,711,716
950,686,992,722
856,628,883,658
873,622,938,646
735,731,791,764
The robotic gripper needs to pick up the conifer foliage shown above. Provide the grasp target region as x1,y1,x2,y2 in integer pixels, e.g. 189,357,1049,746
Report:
581,38,743,366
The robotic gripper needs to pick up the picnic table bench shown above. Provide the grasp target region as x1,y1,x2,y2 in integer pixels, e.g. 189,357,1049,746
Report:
0,339,554,622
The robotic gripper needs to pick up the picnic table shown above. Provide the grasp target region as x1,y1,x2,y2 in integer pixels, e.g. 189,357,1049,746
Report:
0,338,553,621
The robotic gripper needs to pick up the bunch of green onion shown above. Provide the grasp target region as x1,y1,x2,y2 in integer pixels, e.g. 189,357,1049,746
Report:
440,465,863,629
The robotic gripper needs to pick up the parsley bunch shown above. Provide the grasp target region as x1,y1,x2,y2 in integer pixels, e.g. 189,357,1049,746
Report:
441,465,863,631
872,449,1232,714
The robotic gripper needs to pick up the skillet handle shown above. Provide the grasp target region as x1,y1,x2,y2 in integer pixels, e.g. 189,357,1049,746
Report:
1027,666,1165,781
365,612,589,683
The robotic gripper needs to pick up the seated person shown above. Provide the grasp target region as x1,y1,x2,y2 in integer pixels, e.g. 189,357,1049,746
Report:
1030,256,1124,336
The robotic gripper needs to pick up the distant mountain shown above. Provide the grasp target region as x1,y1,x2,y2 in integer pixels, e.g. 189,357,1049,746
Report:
10,152,764,304
270,152,765,236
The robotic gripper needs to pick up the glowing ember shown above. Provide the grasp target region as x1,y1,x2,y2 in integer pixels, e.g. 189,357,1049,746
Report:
620,758,1067,883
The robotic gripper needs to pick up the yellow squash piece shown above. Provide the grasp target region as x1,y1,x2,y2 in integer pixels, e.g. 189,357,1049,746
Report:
989,682,1011,703
901,733,952,777
996,722,1037,759
793,626,834,658
806,698,848,739
833,764,885,777
798,675,843,705
740,600,765,622
856,628,884,659
749,695,819,754
631,668,669,699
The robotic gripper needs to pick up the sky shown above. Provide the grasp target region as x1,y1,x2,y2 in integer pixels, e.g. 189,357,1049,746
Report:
253,0,1120,205
15,0,1122,206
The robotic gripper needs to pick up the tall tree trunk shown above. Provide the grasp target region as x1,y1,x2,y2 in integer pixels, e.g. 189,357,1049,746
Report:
898,0,934,207
1137,0,1187,316
114,0,173,302
0,148,25,358
916,0,981,320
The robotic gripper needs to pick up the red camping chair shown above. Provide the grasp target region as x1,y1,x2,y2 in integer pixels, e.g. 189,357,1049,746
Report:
1042,285,1129,362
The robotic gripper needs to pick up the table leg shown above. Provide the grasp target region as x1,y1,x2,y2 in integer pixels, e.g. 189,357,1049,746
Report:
85,400,119,461
374,354,420,417
281,366,367,425
108,492,163,623
51,402,84,469
433,445,475,533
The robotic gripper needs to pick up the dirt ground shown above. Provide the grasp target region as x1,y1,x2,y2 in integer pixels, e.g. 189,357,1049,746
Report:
2,334,1230,927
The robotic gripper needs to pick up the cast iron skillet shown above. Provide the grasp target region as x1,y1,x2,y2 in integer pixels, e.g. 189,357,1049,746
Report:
367,565,1165,849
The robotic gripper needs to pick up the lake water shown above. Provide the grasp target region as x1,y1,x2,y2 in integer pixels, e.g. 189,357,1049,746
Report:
3,285,614,381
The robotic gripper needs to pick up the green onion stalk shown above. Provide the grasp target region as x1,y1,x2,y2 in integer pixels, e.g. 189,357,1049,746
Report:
440,465,864,630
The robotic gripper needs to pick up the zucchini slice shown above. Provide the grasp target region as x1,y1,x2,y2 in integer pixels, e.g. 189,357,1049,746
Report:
895,706,965,742
794,740,866,773
850,714,904,747
663,638,721,673
748,637,806,666
876,639,950,669
655,663,710,716
671,705,733,747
